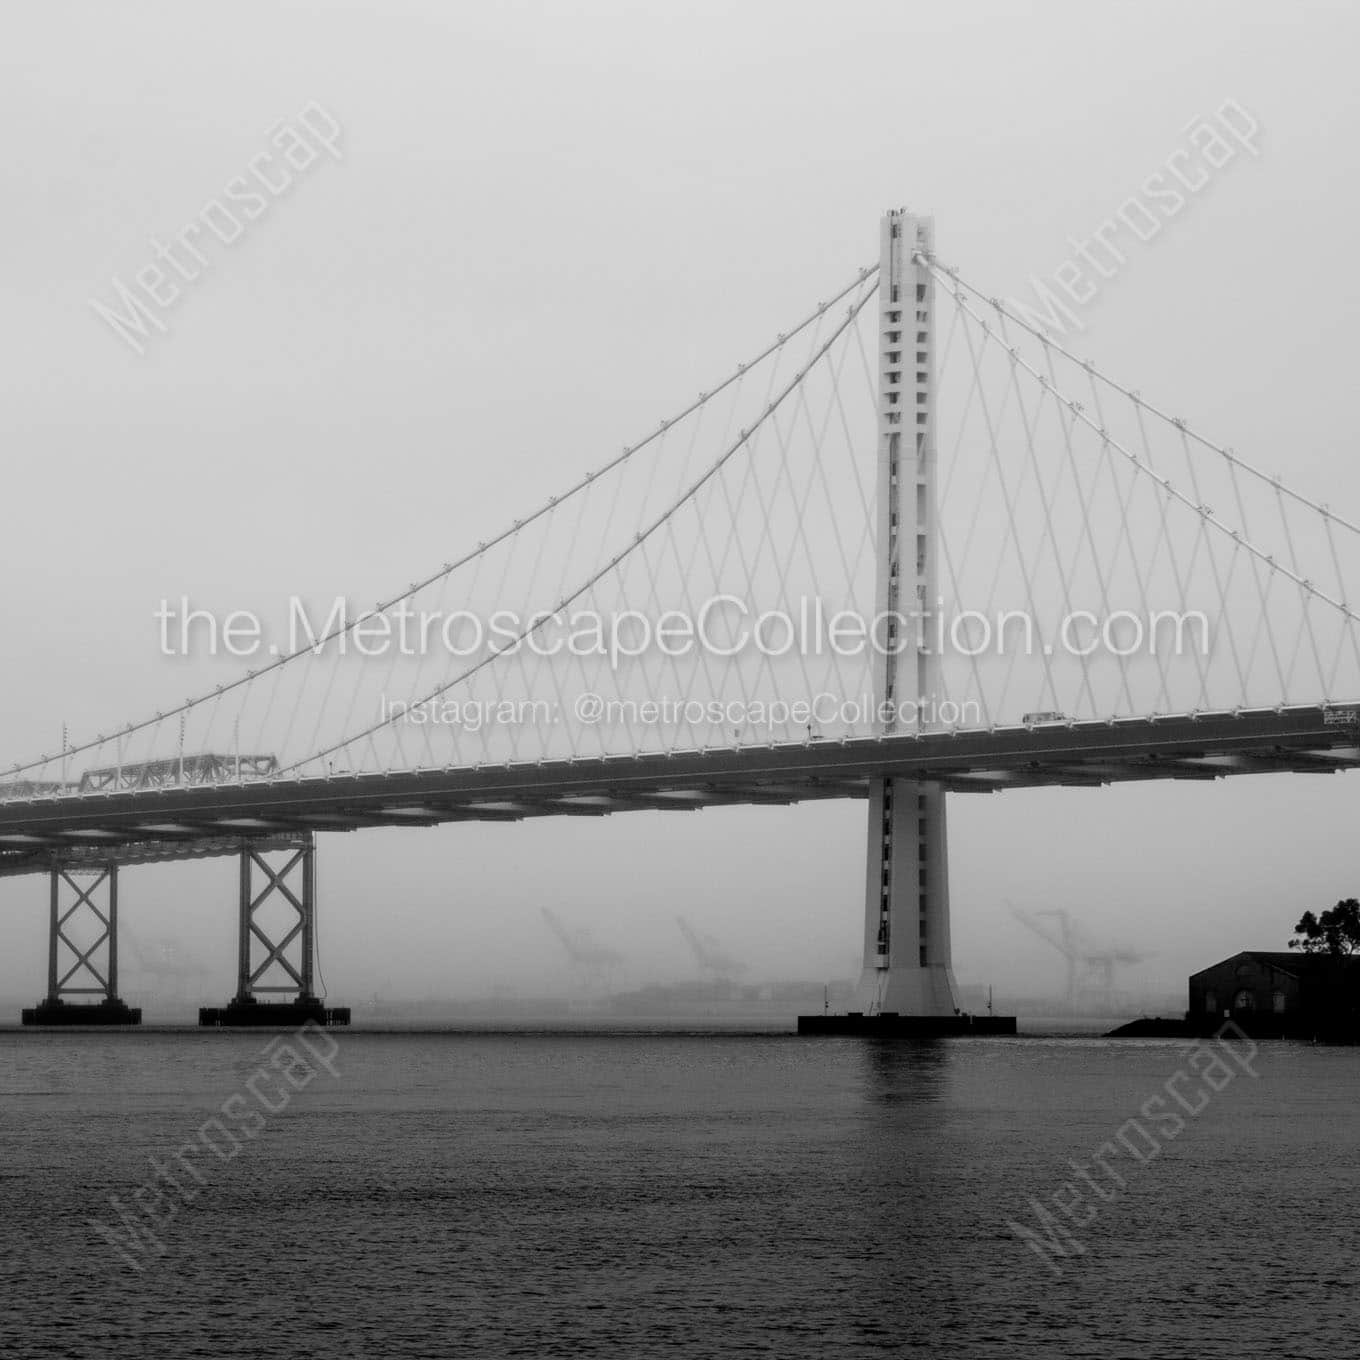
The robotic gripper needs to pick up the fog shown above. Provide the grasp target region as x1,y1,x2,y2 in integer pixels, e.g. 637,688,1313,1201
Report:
3,0,1358,1014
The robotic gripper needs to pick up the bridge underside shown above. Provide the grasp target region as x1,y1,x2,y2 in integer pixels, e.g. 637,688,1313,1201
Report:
0,705,1357,876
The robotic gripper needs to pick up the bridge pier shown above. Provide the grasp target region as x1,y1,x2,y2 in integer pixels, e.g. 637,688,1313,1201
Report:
200,836,348,1027
806,774,1013,1032
22,864,141,1025
853,777,958,1016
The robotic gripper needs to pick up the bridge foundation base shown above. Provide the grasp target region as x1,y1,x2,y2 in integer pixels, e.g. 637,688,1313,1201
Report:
796,1011,1016,1037
199,997,350,1028
22,998,142,1026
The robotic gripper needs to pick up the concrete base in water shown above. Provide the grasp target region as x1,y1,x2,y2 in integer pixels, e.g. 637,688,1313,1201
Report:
1105,1017,1195,1039
1107,1014,1360,1043
199,998,351,1028
797,1011,1016,1037
22,998,142,1026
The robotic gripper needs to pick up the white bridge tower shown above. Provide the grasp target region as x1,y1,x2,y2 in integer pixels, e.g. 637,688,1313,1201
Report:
852,209,959,1018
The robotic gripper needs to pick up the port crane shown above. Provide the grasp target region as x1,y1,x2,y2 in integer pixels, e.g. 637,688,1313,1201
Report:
121,925,212,1001
676,916,747,982
540,908,623,990
1009,904,1151,1012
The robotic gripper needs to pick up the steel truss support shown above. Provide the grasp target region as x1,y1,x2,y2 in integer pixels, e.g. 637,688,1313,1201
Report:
235,836,316,1003
48,864,121,1003
853,208,960,1017
21,861,139,1024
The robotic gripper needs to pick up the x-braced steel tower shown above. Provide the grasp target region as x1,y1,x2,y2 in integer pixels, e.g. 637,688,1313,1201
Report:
21,864,141,1024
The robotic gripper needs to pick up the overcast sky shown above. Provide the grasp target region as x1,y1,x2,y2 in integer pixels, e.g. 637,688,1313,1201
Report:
3,0,1359,1009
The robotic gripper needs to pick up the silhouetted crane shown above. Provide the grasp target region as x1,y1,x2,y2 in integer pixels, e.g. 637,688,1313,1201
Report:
122,925,212,1000
1009,904,1151,1012
676,915,747,981
540,908,623,991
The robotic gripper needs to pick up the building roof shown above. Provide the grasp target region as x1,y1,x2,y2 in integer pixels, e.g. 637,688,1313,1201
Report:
1191,950,1360,981
1250,951,1360,976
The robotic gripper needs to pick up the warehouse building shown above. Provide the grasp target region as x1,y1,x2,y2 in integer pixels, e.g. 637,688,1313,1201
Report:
1189,951,1360,1039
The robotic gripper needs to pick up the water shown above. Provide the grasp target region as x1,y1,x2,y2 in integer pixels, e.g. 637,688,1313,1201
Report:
1,1028,1356,1358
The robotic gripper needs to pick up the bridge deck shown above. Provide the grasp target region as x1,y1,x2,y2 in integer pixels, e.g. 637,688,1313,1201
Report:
0,704,1356,875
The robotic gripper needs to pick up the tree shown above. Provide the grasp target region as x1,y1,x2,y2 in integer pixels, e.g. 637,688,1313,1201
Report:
1290,899,1360,956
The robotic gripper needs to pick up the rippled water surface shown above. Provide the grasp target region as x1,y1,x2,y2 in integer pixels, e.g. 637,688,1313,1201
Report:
1,1029,1357,1358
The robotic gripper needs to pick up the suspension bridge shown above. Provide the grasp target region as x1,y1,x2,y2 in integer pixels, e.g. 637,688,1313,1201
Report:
5,209,1359,1028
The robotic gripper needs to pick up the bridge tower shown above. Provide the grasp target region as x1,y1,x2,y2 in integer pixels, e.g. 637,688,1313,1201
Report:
199,835,349,1027
22,863,141,1025
851,210,959,1018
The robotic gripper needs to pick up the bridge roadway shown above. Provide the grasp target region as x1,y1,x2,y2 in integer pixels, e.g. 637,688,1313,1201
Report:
1,704,1357,876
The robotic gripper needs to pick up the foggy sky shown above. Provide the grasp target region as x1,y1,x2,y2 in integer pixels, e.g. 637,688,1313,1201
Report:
3,0,1359,1008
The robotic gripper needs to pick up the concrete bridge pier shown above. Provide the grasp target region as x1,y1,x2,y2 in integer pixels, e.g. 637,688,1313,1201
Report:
853,777,959,1016
799,776,1014,1033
